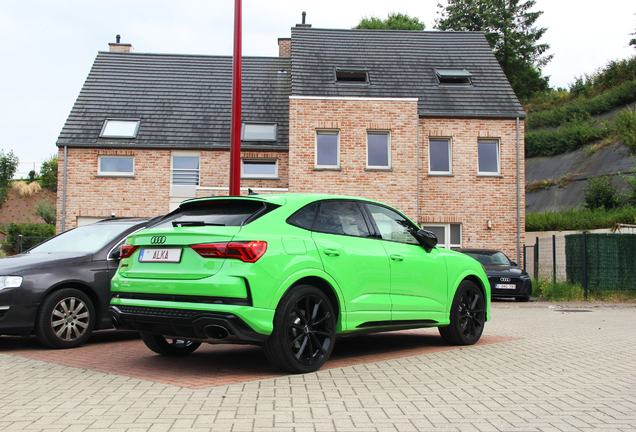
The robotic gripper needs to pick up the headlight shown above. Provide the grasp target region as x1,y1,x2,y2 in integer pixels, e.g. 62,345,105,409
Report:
0,276,23,290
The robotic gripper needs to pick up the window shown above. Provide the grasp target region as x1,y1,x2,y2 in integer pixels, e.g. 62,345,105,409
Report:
421,223,462,249
314,201,371,237
367,132,390,168
316,131,340,168
478,139,500,175
365,204,419,245
99,119,140,138
241,159,278,178
335,67,369,84
98,156,134,176
434,69,472,85
241,123,277,142
172,154,200,185
429,138,451,174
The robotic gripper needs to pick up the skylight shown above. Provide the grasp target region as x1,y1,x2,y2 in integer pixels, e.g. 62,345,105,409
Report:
434,69,473,85
100,119,141,138
241,123,277,142
335,67,369,84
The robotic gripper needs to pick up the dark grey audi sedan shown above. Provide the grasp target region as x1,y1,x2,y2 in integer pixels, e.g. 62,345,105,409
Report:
459,248,532,302
0,218,155,348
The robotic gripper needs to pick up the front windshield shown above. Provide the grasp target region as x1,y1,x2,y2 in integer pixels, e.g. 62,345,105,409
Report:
29,222,140,254
466,251,512,266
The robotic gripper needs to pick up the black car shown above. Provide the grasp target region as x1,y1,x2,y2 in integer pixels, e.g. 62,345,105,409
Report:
0,218,154,348
459,249,532,302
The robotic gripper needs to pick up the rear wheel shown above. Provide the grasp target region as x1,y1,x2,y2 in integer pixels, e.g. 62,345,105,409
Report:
264,285,336,373
439,280,485,345
36,288,96,349
140,332,201,356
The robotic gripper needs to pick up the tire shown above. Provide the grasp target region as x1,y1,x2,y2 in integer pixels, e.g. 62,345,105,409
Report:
439,280,486,346
140,332,201,356
36,288,96,349
515,296,530,302
264,285,336,374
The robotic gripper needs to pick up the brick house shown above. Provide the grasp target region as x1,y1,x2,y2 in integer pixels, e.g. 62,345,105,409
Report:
56,24,526,260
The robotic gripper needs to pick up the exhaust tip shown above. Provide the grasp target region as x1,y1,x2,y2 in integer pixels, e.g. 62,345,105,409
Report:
110,315,121,329
204,324,229,340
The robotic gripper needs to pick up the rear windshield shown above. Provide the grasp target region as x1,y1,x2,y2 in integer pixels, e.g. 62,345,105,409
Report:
152,200,278,228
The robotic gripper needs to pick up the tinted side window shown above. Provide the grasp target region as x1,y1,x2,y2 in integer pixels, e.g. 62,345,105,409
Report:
287,203,318,230
365,204,419,245
314,201,371,238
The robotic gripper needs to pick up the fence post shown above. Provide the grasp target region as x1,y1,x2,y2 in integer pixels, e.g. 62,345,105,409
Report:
533,237,539,280
583,231,588,300
17,234,22,254
552,234,557,286
523,244,527,271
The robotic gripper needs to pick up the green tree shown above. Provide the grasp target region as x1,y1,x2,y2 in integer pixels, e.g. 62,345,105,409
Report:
435,0,552,99
355,12,426,30
0,150,19,208
40,155,58,192
582,173,619,210
34,200,56,225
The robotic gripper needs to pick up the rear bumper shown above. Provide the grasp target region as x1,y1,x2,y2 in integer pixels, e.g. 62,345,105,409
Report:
109,305,269,345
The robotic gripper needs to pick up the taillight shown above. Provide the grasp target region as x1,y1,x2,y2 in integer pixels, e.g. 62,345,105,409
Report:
191,241,267,263
120,244,139,259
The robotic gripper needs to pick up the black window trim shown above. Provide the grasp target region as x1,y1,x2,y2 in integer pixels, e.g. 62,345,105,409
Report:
334,66,370,85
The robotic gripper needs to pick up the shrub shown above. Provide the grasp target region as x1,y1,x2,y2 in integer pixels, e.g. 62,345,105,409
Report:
614,107,636,152
526,206,636,232
583,173,620,209
12,180,42,198
34,200,56,225
40,155,58,192
525,116,611,157
5,223,55,253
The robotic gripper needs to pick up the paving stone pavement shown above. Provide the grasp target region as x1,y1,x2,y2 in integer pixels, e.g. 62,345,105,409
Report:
0,301,635,432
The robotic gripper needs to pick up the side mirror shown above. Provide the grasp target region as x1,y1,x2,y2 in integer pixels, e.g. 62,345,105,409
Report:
109,247,122,261
414,229,438,251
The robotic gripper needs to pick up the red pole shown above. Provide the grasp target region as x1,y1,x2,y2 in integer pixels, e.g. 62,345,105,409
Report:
229,0,242,196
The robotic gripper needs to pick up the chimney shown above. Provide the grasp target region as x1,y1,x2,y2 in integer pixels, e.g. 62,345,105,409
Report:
108,34,134,53
296,11,311,28
278,38,291,57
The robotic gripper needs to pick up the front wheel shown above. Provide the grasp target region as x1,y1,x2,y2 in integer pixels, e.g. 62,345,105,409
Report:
439,280,486,345
140,332,201,356
264,285,336,373
36,288,96,349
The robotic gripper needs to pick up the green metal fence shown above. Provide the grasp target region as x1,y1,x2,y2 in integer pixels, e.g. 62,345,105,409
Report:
566,233,636,290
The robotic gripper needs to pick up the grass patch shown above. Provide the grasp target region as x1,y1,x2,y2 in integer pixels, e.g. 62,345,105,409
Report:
525,179,556,193
526,206,636,231
533,279,636,302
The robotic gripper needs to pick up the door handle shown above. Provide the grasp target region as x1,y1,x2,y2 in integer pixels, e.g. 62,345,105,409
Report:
322,248,341,257
390,254,404,261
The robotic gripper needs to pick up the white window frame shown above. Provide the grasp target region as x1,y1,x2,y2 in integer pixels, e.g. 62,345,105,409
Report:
170,151,200,199
241,123,277,142
428,137,452,174
97,155,134,177
99,119,140,138
366,131,391,169
315,130,340,169
477,139,500,175
241,159,278,179
421,223,462,249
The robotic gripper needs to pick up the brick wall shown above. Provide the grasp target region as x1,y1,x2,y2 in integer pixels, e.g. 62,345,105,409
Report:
288,97,419,220
56,148,289,231
278,38,291,57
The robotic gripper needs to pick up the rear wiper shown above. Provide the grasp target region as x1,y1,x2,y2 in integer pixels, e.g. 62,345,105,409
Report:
172,221,226,227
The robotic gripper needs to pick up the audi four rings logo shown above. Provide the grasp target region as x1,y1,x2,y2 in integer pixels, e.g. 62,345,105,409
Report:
500,277,512,282
150,236,167,245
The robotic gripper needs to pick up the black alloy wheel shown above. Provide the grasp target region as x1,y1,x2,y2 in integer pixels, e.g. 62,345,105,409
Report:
264,285,336,373
439,280,486,345
36,288,96,349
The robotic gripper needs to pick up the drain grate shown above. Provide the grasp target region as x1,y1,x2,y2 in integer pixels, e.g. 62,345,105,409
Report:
554,309,592,313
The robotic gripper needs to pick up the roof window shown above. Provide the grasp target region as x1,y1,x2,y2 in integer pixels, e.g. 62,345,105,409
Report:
434,69,473,85
241,123,277,142
100,119,141,138
335,67,369,84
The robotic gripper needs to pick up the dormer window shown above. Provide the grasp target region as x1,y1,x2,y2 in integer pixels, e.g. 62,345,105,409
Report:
241,123,277,142
99,119,140,138
434,69,472,85
335,67,369,84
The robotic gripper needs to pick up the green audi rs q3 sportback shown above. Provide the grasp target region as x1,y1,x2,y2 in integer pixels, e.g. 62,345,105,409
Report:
109,194,490,373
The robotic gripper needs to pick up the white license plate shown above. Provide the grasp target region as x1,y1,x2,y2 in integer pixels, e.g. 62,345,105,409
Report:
495,283,516,290
138,248,182,263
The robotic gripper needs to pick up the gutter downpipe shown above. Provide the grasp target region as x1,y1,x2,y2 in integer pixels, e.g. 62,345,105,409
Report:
416,110,420,225
516,117,521,263
62,145,67,233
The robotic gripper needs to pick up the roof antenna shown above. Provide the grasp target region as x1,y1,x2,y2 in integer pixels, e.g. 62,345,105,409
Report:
248,188,259,195
302,11,306,25
116,34,121,44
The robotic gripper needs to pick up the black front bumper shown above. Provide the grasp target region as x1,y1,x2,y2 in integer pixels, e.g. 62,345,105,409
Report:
490,278,533,299
109,305,268,345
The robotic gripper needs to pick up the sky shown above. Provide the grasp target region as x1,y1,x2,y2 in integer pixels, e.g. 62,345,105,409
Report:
1,0,634,178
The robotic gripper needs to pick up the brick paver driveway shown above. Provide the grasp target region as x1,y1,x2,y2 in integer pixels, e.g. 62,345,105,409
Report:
0,301,635,431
